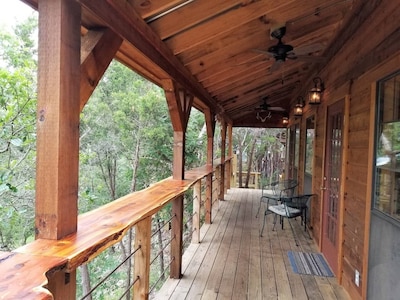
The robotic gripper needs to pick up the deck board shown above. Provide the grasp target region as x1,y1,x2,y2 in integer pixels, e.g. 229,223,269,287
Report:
155,188,350,300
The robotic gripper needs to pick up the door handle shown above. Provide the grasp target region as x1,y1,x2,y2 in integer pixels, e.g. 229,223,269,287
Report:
320,186,327,190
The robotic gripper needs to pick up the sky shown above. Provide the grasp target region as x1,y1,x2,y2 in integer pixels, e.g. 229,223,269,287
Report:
0,0,36,29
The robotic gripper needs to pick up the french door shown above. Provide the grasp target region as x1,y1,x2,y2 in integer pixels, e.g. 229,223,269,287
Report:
322,100,344,275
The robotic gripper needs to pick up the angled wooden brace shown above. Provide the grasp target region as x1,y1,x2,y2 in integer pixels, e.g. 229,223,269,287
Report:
80,28,123,111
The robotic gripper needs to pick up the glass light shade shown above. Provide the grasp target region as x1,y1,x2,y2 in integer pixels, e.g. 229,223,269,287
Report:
308,87,322,104
282,117,289,125
294,103,303,116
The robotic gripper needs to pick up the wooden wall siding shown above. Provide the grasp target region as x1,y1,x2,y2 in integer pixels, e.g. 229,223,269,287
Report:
304,1,400,299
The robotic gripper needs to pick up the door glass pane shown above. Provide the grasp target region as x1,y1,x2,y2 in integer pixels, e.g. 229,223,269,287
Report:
304,116,315,193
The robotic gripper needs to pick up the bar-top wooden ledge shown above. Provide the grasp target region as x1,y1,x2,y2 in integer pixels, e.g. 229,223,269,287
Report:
6,164,216,298
0,251,66,299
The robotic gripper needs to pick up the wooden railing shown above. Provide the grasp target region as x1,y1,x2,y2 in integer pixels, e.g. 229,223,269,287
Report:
235,171,261,189
0,158,233,299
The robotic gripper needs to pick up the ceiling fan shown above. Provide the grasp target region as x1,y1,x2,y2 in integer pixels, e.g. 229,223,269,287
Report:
250,97,285,122
254,26,325,72
253,96,285,112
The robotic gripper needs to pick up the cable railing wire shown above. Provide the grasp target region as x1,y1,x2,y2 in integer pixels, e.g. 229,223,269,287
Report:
149,256,175,293
149,234,175,266
151,213,175,239
117,276,140,300
79,245,142,300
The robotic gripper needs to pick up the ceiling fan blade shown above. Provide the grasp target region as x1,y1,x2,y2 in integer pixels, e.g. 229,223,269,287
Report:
294,42,325,55
295,55,327,62
252,49,274,56
269,106,286,112
269,60,282,73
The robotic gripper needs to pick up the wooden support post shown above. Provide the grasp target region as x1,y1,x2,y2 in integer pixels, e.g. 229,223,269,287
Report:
226,123,233,190
36,0,81,297
163,79,192,279
192,181,201,243
205,174,212,224
219,121,227,201
204,108,215,223
134,217,151,300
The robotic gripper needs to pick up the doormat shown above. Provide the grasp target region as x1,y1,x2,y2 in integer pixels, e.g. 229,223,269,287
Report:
288,251,334,277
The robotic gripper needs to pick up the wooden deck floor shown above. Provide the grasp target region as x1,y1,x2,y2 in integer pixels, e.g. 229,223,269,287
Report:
154,188,350,300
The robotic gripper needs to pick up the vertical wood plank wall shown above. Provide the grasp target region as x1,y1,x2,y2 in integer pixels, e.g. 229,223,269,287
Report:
303,1,400,299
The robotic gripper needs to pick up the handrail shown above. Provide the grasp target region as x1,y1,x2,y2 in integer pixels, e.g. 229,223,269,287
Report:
0,160,230,299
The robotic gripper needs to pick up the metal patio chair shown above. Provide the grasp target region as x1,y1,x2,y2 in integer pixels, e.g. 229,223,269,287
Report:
261,194,315,246
256,179,298,218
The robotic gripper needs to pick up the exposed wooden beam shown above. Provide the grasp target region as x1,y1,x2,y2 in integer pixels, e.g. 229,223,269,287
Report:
78,0,220,115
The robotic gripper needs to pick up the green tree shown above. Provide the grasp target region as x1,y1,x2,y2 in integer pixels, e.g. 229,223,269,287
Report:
0,16,37,250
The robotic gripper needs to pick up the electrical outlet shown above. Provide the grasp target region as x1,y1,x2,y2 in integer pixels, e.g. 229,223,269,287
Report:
355,270,360,287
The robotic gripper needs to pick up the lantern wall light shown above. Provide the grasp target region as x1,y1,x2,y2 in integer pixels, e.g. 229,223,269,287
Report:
308,77,325,105
294,96,305,117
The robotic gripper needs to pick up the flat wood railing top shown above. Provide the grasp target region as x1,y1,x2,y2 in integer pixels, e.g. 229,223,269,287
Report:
0,251,66,299
4,162,220,298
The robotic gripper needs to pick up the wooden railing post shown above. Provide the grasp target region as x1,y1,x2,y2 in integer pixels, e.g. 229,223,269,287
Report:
215,165,221,202
255,172,259,189
170,195,184,278
231,154,237,188
134,216,152,300
205,173,212,224
192,181,201,243
224,160,230,192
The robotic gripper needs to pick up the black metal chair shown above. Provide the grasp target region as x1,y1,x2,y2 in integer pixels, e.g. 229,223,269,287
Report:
261,194,315,246
256,179,298,218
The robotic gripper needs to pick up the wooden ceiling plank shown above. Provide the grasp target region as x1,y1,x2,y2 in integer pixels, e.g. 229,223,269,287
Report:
149,0,243,40
166,0,297,55
202,59,271,89
195,52,266,83
183,10,338,83
132,0,188,19
183,23,268,74
166,0,340,55
178,17,265,66
211,60,305,98
216,61,300,101
204,61,273,92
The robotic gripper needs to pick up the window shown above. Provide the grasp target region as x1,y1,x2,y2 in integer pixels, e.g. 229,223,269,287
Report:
374,71,400,220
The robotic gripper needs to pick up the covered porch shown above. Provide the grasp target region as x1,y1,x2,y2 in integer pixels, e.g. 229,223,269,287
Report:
156,188,349,300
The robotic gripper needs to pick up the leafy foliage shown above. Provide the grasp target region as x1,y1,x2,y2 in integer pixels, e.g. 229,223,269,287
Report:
0,17,37,250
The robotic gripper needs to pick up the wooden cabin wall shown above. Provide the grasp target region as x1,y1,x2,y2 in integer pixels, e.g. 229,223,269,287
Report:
306,1,400,299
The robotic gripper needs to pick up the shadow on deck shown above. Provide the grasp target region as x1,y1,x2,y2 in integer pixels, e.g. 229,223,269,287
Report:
155,188,350,300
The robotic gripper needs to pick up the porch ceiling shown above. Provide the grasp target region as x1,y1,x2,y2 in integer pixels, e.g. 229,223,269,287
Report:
22,0,358,127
